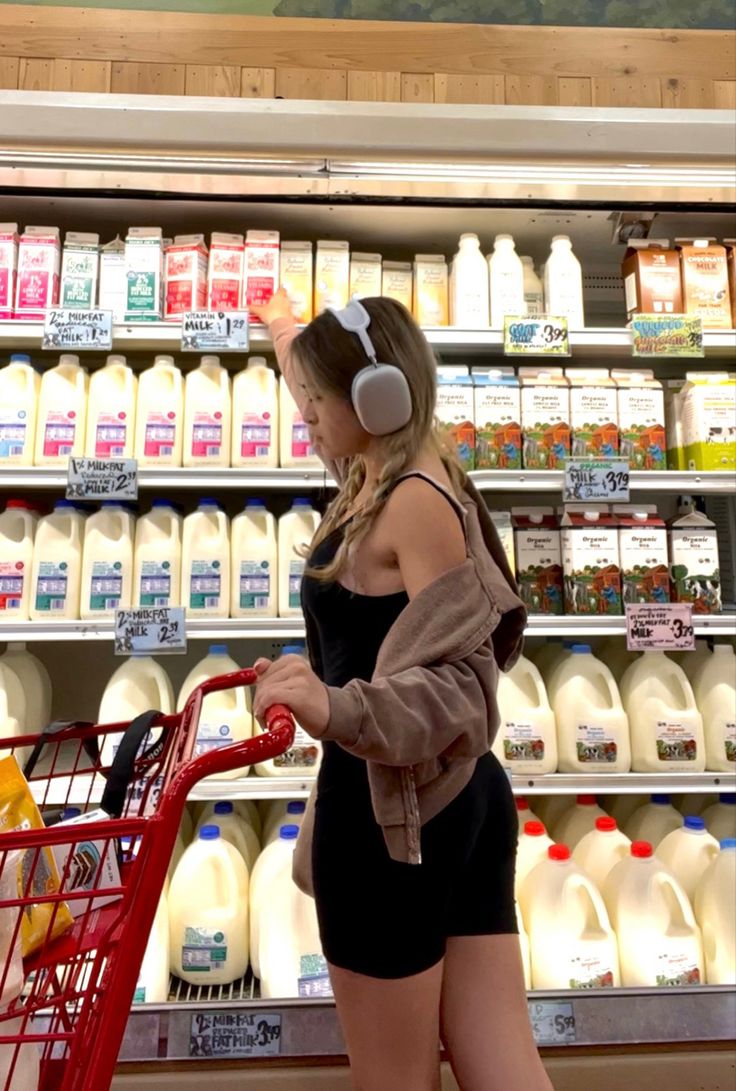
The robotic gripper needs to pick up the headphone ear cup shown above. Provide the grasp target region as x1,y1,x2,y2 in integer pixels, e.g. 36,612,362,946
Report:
351,365,413,437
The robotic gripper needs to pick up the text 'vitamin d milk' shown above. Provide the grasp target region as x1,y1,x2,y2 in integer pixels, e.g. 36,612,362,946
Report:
182,499,230,618
232,357,279,468
135,355,183,467
547,645,631,773
134,500,182,609
30,500,86,620
621,650,705,772
34,354,88,466
85,354,137,458
492,654,558,774
0,500,37,620
80,501,134,620
183,355,231,467
177,645,252,779
278,499,321,618
230,500,277,618
0,354,38,465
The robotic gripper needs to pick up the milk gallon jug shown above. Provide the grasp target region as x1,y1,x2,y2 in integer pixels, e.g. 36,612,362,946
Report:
596,637,638,682
604,841,704,987
515,820,555,898
232,356,279,468
0,659,26,748
182,499,230,618
701,795,736,842
657,817,720,903
492,653,557,774
255,645,321,777
200,798,261,841
278,499,321,617
521,256,544,316
169,825,249,986
694,839,736,985
548,645,631,773
625,795,683,847
30,500,86,620
488,234,525,328
80,501,134,620
183,355,231,467
523,846,619,990
0,643,51,735
134,500,182,609
449,233,490,328
692,645,736,772
195,802,259,874
0,499,37,620
85,354,137,458
134,891,169,1003
532,639,570,684
621,650,705,772
553,795,608,850
135,355,183,467
231,500,277,618
99,656,174,764
607,793,649,829
249,824,299,979
573,817,631,891
515,796,545,834
279,375,320,469
0,354,39,464
34,354,88,466
177,646,252,778
676,638,711,683
535,794,574,835
263,801,306,846
544,236,585,329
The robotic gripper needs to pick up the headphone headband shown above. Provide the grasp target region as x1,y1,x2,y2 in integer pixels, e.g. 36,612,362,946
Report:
328,299,378,365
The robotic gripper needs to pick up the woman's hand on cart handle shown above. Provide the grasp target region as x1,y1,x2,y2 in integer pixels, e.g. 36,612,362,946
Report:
253,655,330,738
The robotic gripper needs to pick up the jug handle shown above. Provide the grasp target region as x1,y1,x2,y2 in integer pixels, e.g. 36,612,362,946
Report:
531,665,548,711
569,872,611,932
661,874,696,931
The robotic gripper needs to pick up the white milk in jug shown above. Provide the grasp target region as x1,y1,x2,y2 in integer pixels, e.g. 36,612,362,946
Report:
676,638,711,682
279,376,320,469
449,233,490,328
0,500,37,620
701,795,736,842
134,355,184,467
547,645,631,773
262,801,306,846
199,799,261,841
515,796,545,835
255,645,321,777
30,500,86,620
249,824,299,979
0,643,51,736
694,838,736,985
278,499,321,618
532,639,570,684
169,825,249,986
0,660,26,750
195,802,259,874
232,357,279,468
573,817,631,891
544,235,585,329
134,500,182,609
181,499,230,618
134,891,169,1003
595,637,638,682
604,841,704,987
34,354,88,466
0,354,39,465
692,645,736,772
183,355,231,467
553,795,608,850
657,817,720,903
231,500,277,618
535,794,575,835
177,646,252,779
522,845,620,990
515,820,555,898
517,904,531,989
621,650,705,772
80,501,134,620
625,795,683,847
606,793,649,829
99,656,174,764
85,355,137,458
488,234,525,328
492,654,558,774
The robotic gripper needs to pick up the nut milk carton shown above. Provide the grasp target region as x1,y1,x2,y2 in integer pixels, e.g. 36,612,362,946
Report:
512,507,564,615
472,367,521,470
350,253,382,299
124,227,164,322
382,262,413,311
519,367,571,470
207,233,244,311
280,241,313,324
621,239,682,320
413,254,449,327
560,504,622,616
314,241,349,315
566,368,619,459
614,504,670,606
0,224,19,319
14,226,61,319
668,510,721,614
60,232,100,309
164,234,208,319
436,366,475,471
612,369,666,471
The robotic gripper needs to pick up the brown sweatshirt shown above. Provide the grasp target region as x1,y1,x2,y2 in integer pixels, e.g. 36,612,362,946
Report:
270,316,526,895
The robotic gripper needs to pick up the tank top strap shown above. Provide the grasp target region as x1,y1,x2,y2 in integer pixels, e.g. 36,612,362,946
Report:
391,470,466,528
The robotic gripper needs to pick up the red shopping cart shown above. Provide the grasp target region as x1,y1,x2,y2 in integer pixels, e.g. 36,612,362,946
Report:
0,667,294,1091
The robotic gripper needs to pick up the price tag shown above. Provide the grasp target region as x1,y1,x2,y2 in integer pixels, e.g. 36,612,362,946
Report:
66,457,138,500
181,311,249,352
564,458,630,503
504,316,570,356
114,606,186,655
188,1011,282,1058
631,314,704,358
626,603,696,651
43,309,113,350
528,1000,576,1045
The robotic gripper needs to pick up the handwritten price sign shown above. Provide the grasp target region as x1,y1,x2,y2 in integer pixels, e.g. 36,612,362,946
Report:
114,606,186,655
631,314,704,358
181,311,250,352
564,459,630,503
67,457,138,500
626,603,696,652
504,316,570,357
188,1012,282,1058
43,309,113,351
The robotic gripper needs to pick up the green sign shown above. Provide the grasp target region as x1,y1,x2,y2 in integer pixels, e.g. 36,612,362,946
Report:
631,314,704,358
504,316,570,357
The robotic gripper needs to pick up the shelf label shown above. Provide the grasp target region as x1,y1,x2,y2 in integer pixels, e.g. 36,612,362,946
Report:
66,456,138,500
114,606,187,655
626,603,695,651
181,311,249,352
43,308,113,351
528,1000,576,1045
564,458,630,503
504,315,570,356
631,314,704,358
188,1011,282,1058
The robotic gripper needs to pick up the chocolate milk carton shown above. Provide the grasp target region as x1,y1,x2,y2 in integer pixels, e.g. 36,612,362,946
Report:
14,226,61,319
724,238,736,328
0,224,19,319
612,369,666,471
512,507,564,615
560,504,622,616
622,239,682,320
676,238,731,330
614,504,670,606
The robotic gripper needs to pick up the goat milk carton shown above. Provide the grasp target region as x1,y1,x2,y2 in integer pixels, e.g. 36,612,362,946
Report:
207,233,244,311
14,226,61,319
314,241,349,315
60,232,100,309
561,505,622,616
0,223,19,319
164,234,208,319
382,261,413,311
436,366,475,471
244,229,280,315
566,369,619,458
512,507,564,615
413,254,449,327
676,238,732,330
472,367,521,469
614,504,670,606
612,369,666,471
677,372,736,472
280,241,313,324
98,236,126,322
519,367,571,470
350,253,382,299
124,227,163,321
669,510,721,614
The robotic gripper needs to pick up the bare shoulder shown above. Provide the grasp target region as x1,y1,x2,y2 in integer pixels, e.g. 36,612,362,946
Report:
382,476,467,598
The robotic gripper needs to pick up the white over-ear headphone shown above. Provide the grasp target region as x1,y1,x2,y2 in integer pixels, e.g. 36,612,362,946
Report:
328,298,413,437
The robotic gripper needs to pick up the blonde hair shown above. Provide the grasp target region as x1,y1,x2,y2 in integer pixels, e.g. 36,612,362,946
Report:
291,296,466,581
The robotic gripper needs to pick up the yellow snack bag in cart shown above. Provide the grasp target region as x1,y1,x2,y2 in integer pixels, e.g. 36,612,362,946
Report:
0,755,74,956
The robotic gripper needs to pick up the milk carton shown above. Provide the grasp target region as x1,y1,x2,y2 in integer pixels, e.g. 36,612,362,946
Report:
0,224,19,319
725,238,736,327
566,368,619,459
98,236,126,322
561,505,622,615
60,232,99,309
489,511,515,575
14,226,61,319
164,234,208,319
314,240,349,314
613,369,666,471
244,230,280,316
668,510,721,613
664,378,686,470
382,261,413,311
472,367,521,470
519,367,571,470
677,238,732,329
124,228,163,322
207,233,244,311
413,254,448,326
622,240,682,319
678,372,736,472
280,241,313,324
512,507,563,615
349,253,382,299
436,366,475,471
614,504,670,606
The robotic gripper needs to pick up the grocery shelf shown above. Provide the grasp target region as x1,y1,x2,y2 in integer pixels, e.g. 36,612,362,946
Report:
525,614,736,637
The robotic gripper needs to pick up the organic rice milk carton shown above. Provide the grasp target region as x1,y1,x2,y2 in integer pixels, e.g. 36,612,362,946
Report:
413,254,449,327
280,241,313,323
622,240,682,320
561,504,622,615
60,232,99,310
0,224,19,319
382,261,413,311
612,369,666,471
668,509,721,614
124,228,164,322
244,230,280,316
472,367,521,470
207,233,244,311
614,504,670,606
349,253,382,299
164,234,208,319
512,507,564,615
314,240,349,315
677,372,736,472
14,226,61,319
676,238,732,329
566,368,619,459
98,236,126,322
436,366,475,471
519,367,571,470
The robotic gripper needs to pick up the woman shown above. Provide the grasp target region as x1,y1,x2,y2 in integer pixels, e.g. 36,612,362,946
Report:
252,289,553,1091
